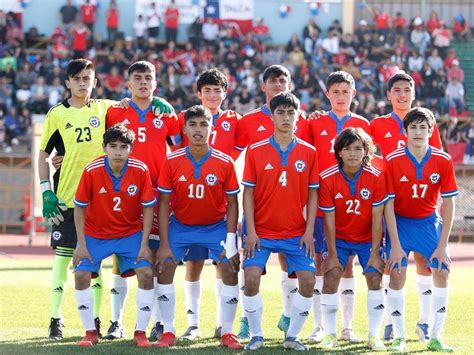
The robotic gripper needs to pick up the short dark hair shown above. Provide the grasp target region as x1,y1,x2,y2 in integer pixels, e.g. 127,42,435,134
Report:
270,92,300,113
197,68,228,92
184,105,212,124
127,61,156,77
262,64,291,83
387,71,415,92
334,127,375,167
326,71,355,91
103,123,135,146
403,107,436,130
66,58,94,79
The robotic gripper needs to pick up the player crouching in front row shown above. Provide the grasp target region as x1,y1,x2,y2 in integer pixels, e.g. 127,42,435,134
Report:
73,124,156,347
318,128,388,351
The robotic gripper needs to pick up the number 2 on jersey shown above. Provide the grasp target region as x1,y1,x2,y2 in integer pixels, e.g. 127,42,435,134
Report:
113,197,121,211
345,199,360,215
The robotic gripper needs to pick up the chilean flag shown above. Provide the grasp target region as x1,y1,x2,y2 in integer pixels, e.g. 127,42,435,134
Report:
204,0,254,34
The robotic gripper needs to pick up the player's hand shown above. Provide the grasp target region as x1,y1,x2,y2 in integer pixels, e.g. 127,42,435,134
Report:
243,232,260,260
386,245,407,273
115,97,131,108
322,253,343,274
152,96,174,116
430,245,451,272
367,252,385,274
300,232,315,258
73,245,92,268
51,154,63,170
220,249,240,273
307,110,326,121
136,244,153,264
42,190,67,226
155,245,175,274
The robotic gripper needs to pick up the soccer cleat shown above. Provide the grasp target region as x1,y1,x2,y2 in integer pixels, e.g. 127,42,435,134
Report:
149,321,164,341
277,314,290,336
389,337,407,352
213,326,222,338
341,328,361,343
427,339,454,352
103,321,124,340
306,327,324,343
155,332,176,348
368,336,386,351
283,337,308,351
134,330,152,348
77,330,99,346
48,318,64,340
383,324,394,341
221,333,244,349
245,336,264,350
179,326,200,341
237,316,250,340
320,334,338,349
94,317,102,338
415,322,429,342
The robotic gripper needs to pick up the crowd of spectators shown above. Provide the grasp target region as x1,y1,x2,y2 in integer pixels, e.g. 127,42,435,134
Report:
0,1,473,162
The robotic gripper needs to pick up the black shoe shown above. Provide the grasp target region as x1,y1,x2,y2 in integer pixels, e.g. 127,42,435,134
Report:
149,322,164,342
94,317,102,338
103,320,125,340
213,326,222,339
48,317,64,340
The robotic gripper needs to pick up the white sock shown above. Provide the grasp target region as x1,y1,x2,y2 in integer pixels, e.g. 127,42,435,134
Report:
136,288,154,331
321,293,339,336
387,287,405,339
152,277,162,324
215,278,223,328
220,284,239,335
312,276,324,330
339,277,356,330
429,286,449,339
287,292,313,338
416,274,433,324
157,283,175,334
367,289,385,337
75,288,95,331
184,280,201,327
110,274,128,323
281,271,298,317
382,274,392,326
239,269,246,316
243,292,263,337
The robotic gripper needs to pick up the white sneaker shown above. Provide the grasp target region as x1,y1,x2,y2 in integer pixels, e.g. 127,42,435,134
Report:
283,337,308,351
306,327,324,343
368,336,386,351
341,328,361,343
178,326,200,341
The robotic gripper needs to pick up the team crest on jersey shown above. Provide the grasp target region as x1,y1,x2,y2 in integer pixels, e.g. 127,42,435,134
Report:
153,118,164,129
89,116,100,128
205,173,218,186
294,160,306,172
127,184,138,196
430,173,440,184
360,188,371,200
221,120,231,131
52,231,62,241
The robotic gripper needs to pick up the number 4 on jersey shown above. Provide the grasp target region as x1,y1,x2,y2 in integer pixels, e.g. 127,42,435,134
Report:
279,171,287,187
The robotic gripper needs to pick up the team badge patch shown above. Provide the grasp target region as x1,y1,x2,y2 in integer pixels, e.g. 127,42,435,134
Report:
294,160,306,172
153,118,164,129
127,184,138,196
221,120,231,131
89,116,100,128
52,231,62,241
360,188,371,200
205,173,218,186
430,173,440,184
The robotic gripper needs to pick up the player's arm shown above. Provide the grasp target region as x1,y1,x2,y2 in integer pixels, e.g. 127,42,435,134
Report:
243,186,260,259
301,189,317,258
367,204,385,274
137,206,154,264
430,196,455,271
384,199,407,272
222,194,239,272
155,192,174,272
322,210,342,273
72,207,92,267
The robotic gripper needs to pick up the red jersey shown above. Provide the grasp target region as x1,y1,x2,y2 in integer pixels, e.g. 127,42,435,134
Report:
375,12,390,30
72,27,88,51
178,109,241,160
106,103,181,183
308,111,370,172
81,4,96,24
74,157,156,239
107,8,119,28
235,105,310,151
165,7,179,28
319,164,388,243
370,112,442,157
385,147,459,219
242,137,319,239
158,147,240,225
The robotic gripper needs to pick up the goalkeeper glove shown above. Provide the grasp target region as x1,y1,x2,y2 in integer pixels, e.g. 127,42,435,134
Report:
151,96,174,116
41,180,67,226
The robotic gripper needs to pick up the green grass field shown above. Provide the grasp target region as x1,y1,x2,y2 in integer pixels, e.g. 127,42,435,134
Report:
0,258,473,354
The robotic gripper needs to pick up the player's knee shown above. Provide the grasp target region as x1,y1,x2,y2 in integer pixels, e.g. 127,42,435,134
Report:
389,269,406,290
322,269,341,293
342,259,354,277
75,271,91,290
244,275,260,296
432,268,449,286
297,272,315,296
136,267,154,290
185,260,204,281
365,272,382,290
